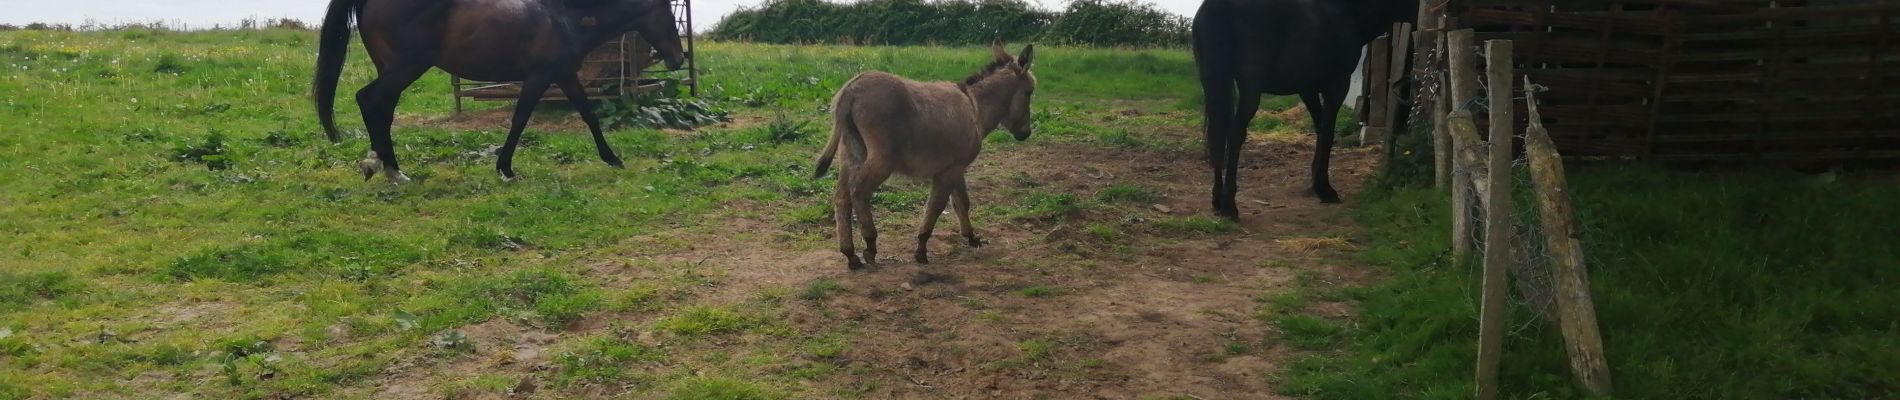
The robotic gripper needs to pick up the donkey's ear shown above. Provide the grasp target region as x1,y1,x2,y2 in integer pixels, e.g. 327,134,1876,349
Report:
1017,44,1035,69
991,39,1011,60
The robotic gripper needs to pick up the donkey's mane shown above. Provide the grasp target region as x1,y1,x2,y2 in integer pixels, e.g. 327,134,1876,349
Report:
960,57,1015,87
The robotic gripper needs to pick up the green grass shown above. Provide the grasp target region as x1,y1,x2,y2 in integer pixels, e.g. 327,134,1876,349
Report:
1017,285,1059,298
554,336,667,387
1155,216,1236,234
1277,166,1900,399
798,278,843,301
657,306,756,337
667,376,784,400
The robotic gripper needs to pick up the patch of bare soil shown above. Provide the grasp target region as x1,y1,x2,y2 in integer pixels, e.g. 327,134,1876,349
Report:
348,122,1379,398
639,132,1374,398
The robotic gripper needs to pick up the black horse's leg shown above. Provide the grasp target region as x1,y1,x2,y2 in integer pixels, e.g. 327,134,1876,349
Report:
497,74,556,181
1224,88,1263,219
353,64,430,183
554,73,623,168
1198,78,1237,218
1306,78,1351,203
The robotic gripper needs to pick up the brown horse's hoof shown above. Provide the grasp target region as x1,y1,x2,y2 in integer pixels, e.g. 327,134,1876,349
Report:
965,235,984,247
914,252,929,264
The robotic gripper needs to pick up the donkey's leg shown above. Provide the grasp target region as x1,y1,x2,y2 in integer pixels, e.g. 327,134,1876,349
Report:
913,176,956,264
354,63,430,183
952,178,982,247
555,73,623,168
1305,79,1349,203
851,159,894,266
833,167,863,270
1222,89,1263,219
497,74,557,181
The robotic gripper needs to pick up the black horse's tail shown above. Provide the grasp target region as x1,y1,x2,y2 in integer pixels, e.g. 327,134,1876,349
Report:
1191,0,1237,170
313,0,363,144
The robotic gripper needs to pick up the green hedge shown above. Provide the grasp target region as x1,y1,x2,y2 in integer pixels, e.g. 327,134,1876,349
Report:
708,0,1189,47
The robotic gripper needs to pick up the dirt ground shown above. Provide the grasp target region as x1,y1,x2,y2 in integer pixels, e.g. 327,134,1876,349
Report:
360,109,1380,400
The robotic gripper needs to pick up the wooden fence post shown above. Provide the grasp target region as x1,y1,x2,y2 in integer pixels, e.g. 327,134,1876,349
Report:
1373,23,1413,147
1447,29,1478,263
1522,77,1615,397
1476,39,1515,400
1366,35,1392,149
1416,2,1449,189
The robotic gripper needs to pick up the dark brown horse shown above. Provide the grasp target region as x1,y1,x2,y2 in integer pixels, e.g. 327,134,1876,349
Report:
1192,0,1414,219
314,0,686,182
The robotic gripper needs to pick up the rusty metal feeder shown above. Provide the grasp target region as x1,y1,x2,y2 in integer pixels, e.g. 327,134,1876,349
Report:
451,0,699,112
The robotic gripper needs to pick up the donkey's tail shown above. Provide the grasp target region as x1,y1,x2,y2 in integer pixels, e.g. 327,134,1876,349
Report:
313,0,363,144
813,74,864,179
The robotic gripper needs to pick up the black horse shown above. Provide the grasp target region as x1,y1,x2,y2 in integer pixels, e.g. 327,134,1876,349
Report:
1192,0,1415,219
314,0,687,182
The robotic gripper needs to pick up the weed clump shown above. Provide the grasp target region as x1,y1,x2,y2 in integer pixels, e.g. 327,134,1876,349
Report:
170,132,233,170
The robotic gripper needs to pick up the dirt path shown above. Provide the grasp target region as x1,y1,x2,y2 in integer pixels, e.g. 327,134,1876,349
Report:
352,113,1379,399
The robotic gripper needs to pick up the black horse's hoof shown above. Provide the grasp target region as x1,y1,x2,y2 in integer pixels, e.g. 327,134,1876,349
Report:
965,235,984,247
1314,187,1342,204
601,153,624,168
498,169,519,182
1214,206,1242,222
914,252,929,264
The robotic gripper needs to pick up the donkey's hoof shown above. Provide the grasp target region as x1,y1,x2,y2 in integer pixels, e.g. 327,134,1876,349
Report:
358,159,380,181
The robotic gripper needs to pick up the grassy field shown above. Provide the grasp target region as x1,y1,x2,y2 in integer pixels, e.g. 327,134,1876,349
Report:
5,26,1894,400
0,27,1330,399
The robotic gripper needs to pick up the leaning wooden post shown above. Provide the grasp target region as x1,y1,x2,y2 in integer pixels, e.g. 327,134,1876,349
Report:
1374,22,1413,147
1446,29,1479,263
1417,1,1449,189
1522,77,1615,396
1475,39,1515,400
1365,35,1393,150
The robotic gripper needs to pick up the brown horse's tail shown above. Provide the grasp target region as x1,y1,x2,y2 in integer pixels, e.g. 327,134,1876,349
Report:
313,0,363,144
813,74,863,179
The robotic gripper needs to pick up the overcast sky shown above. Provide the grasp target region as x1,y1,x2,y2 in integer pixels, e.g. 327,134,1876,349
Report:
1,0,1205,31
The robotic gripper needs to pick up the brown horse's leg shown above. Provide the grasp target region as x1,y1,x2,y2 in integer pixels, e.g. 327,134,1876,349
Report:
952,177,981,247
833,166,863,270
913,176,956,264
554,74,623,168
497,74,557,181
353,64,430,183
852,159,894,266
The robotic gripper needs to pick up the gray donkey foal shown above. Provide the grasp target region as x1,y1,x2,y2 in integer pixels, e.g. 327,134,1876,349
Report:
813,41,1038,270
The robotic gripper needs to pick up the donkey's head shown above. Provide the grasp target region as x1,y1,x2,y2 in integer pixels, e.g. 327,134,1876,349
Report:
574,0,687,70
964,40,1037,141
